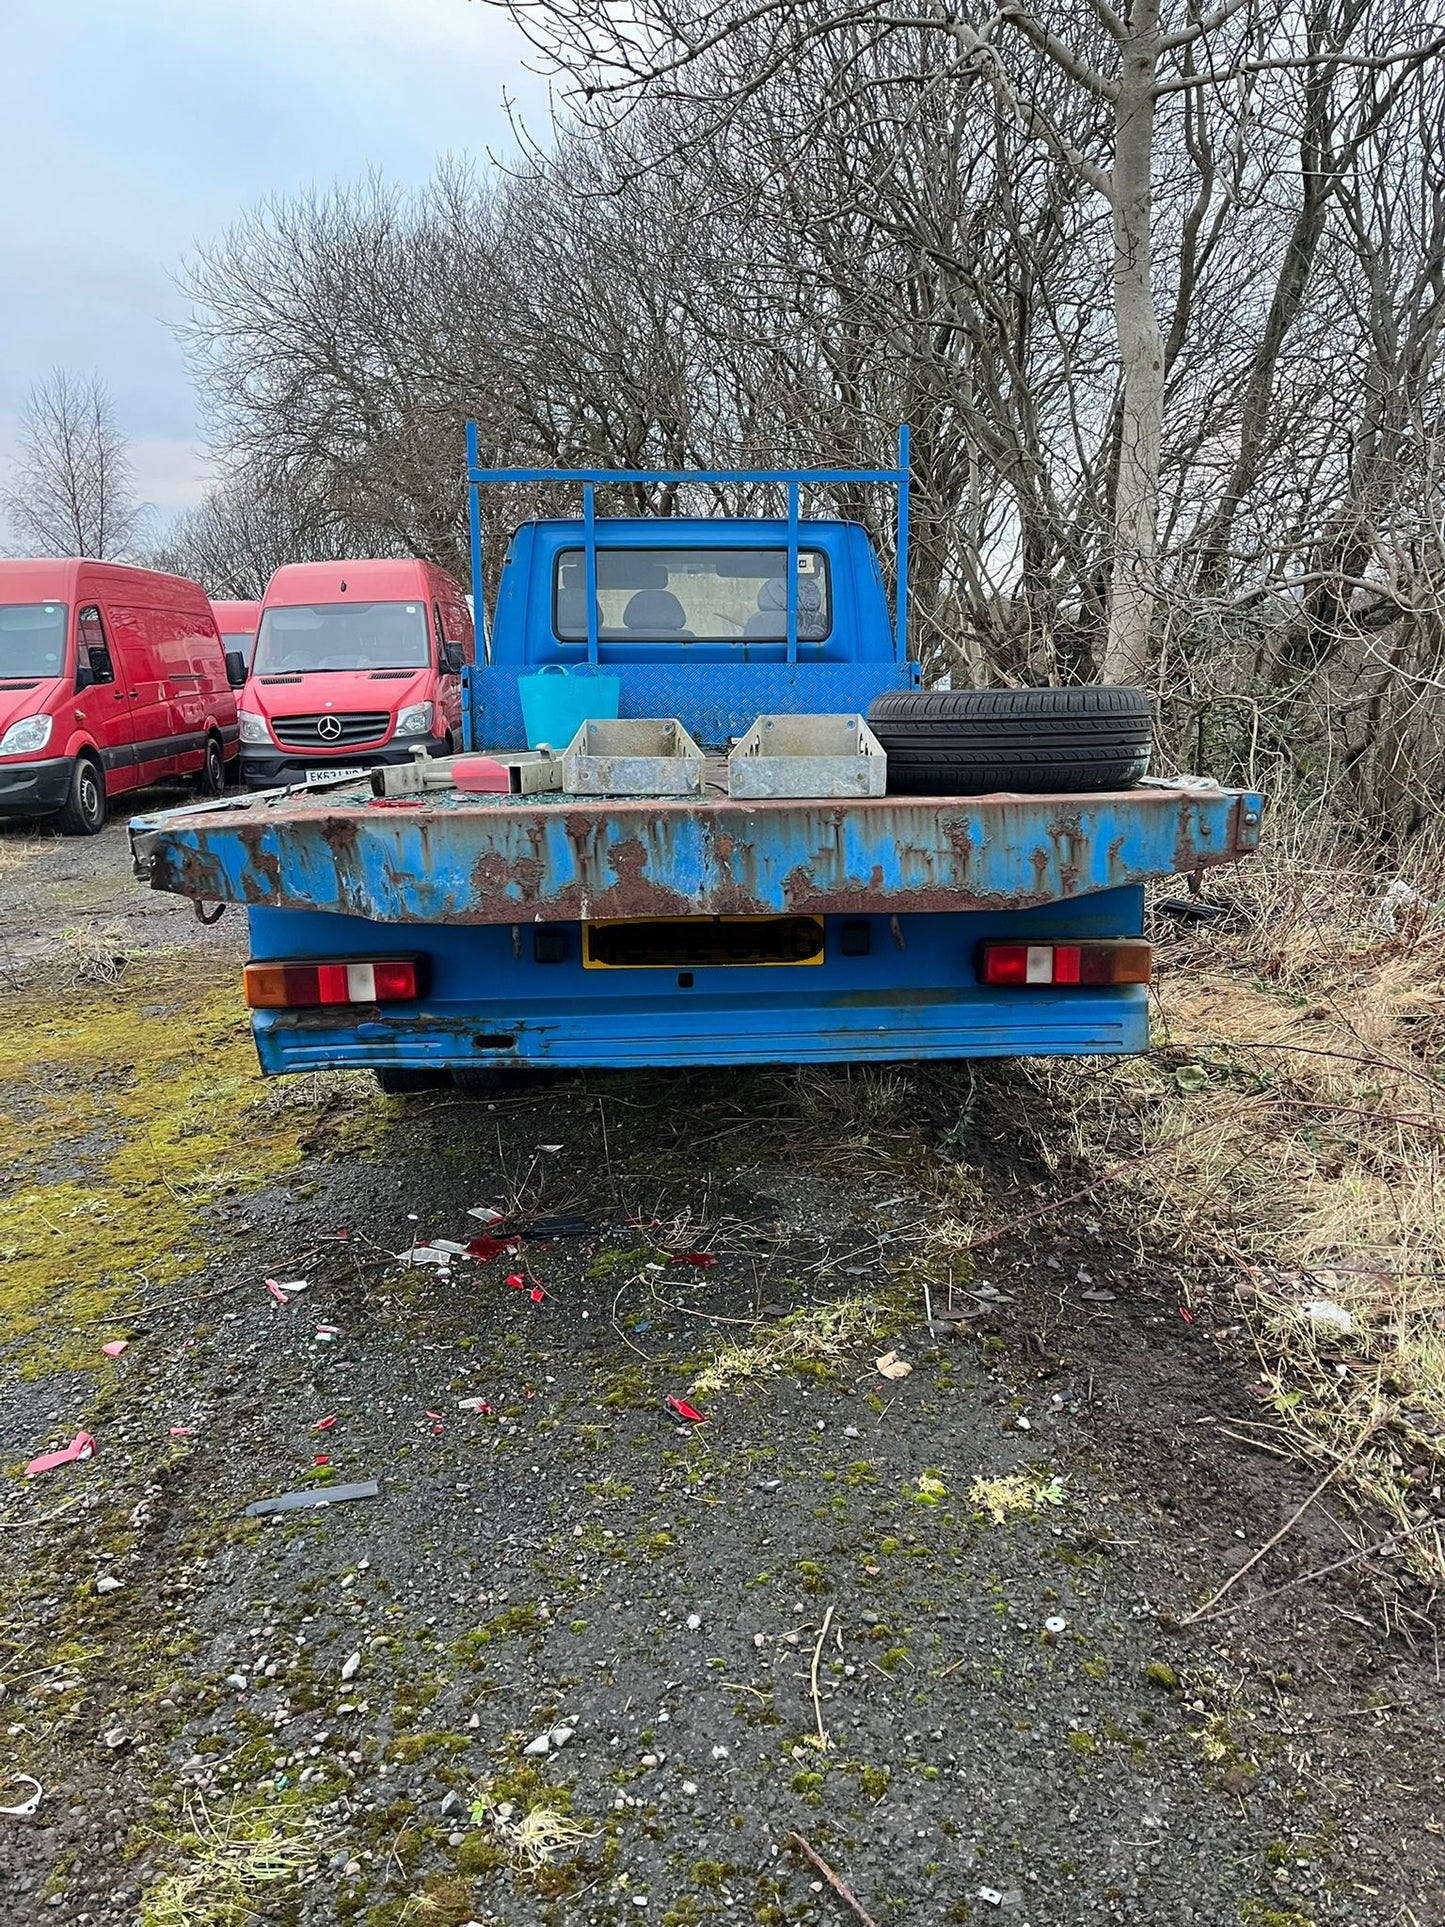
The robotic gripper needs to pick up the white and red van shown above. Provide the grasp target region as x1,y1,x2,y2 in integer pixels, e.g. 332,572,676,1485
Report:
211,598,262,667
0,559,243,835
239,560,473,788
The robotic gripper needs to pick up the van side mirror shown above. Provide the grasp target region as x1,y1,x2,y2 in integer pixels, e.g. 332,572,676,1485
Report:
75,657,94,691
225,649,248,688
441,641,464,675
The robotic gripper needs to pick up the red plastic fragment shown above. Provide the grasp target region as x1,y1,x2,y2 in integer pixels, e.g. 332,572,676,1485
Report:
313,1455,330,1467
467,1233,520,1262
25,1432,96,1477
529,1286,545,1303
367,796,416,809
314,1416,337,1432
1177,1307,1195,1325
663,1395,708,1425
671,1251,718,1268
506,1273,525,1290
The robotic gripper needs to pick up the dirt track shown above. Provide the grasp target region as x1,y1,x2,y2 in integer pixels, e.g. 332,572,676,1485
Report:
0,805,1441,1927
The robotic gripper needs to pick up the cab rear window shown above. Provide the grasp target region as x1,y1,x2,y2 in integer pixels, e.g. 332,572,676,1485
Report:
554,548,831,643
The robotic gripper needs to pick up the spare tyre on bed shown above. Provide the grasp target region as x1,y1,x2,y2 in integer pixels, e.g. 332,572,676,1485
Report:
866,686,1152,796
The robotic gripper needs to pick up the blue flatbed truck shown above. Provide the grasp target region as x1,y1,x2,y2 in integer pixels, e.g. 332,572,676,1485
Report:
128,433,1263,1084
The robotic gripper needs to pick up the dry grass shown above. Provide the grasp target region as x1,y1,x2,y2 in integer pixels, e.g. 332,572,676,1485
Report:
691,1297,887,1396
471,1787,597,1871
139,1792,324,1927
0,834,44,881
56,921,133,985
1024,820,1445,1597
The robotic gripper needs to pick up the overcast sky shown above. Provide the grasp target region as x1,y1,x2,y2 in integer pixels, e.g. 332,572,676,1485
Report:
0,0,543,538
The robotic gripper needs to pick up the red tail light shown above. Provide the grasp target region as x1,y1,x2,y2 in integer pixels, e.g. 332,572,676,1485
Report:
244,957,424,1009
977,941,1151,987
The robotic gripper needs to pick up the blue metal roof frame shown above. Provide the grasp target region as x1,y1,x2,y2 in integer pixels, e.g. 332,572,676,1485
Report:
464,423,912,669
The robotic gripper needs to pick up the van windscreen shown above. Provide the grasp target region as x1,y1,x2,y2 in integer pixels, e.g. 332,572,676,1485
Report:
251,602,429,674
0,603,67,680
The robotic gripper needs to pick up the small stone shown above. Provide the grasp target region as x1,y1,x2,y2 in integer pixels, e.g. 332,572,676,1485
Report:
439,1790,465,1819
640,1752,659,1769
682,1780,698,1795
340,1652,361,1682
95,1575,124,1596
344,1860,361,1877
448,1830,467,1848
860,1610,879,1626
753,1633,766,1649
549,1725,575,1747
685,1614,701,1631
711,1744,729,1761
225,1674,248,1691
523,1734,550,1757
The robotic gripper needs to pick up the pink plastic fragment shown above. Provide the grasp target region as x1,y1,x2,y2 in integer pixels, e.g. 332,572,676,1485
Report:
264,1278,289,1305
314,1415,337,1432
101,1341,129,1359
452,756,512,794
25,1432,96,1478
169,1427,194,1439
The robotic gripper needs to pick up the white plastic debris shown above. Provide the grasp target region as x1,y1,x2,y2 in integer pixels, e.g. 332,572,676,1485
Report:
1044,1615,1068,1635
468,1206,505,1224
1302,1300,1354,1337
396,1246,454,1267
1375,877,1432,935
0,1774,43,1818
977,1888,1004,1908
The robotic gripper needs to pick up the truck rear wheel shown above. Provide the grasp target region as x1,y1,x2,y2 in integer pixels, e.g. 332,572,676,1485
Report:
56,756,106,836
867,686,1152,795
374,1068,449,1095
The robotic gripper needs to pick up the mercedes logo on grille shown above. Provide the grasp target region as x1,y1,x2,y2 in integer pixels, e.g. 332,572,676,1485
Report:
316,714,344,742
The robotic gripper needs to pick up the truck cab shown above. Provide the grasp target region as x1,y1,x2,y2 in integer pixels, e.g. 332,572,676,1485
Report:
210,598,261,668
239,559,473,789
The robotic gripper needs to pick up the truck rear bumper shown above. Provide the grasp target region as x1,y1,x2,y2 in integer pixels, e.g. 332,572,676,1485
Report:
242,897,1151,1072
253,983,1148,1071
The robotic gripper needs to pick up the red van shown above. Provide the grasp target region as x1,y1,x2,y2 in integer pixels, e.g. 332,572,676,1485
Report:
239,560,473,788
211,598,262,666
0,560,243,835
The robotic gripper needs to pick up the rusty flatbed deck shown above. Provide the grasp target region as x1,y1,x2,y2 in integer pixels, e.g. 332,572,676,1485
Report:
129,776,1262,926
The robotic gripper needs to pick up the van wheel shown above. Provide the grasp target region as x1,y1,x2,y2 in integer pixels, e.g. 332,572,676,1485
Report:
56,757,106,837
194,734,225,797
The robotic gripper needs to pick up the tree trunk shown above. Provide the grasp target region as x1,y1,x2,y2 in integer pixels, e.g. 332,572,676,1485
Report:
1103,5,1164,687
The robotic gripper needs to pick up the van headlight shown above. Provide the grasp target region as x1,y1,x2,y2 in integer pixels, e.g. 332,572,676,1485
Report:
395,702,434,736
238,709,270,745
0,713,53,756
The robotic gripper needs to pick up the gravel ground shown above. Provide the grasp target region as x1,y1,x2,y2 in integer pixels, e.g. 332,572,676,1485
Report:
0,814,1441,1927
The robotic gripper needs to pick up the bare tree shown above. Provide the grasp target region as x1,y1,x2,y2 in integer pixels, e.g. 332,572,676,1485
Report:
1,368,144,559
495,0,1445,684
146,472,354,598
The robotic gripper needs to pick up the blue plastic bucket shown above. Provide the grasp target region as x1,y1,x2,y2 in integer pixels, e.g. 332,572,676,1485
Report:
517,664,621,751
